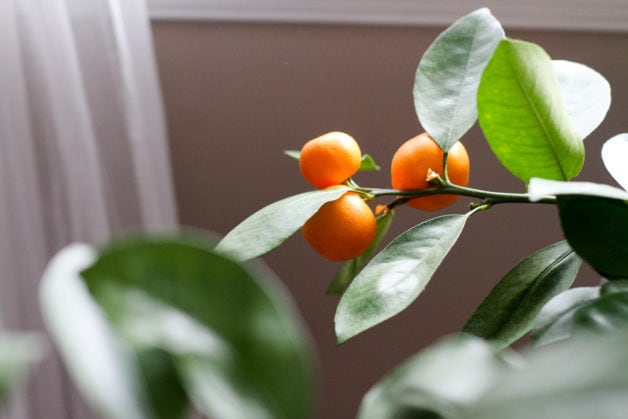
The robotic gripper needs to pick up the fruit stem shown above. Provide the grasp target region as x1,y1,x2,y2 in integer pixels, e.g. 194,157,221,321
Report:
442,151,450,183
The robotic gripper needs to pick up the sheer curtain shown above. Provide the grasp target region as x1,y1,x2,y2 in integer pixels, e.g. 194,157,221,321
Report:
0,0,177,417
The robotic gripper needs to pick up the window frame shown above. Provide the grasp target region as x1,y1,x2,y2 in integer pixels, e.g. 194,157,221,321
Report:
147,0,628,32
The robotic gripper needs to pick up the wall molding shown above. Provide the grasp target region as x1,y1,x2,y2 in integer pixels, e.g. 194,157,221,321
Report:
147,0,628,32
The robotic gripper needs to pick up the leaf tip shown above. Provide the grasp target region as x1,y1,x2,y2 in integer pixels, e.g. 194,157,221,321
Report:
284,150,301,160
333,311,357,346
334,329,351,346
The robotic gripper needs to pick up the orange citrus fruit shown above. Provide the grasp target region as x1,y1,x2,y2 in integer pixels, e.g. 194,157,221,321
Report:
391,132,470,211
299,132,362,189
302,192,376,261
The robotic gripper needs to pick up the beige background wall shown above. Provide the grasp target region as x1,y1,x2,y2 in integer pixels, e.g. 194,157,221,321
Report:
151,21,628,418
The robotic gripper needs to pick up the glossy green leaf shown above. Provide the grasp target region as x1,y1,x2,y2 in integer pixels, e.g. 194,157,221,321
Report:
462,329,628,419
0,333,44,406
414,8,504,151
359,335,508,419
216,187,348,261
553,60,611,140
335,214,468,344
463,241,581,349
327,210,395,295
531,287,600,346
602,133,628,190
40,244,155,419
557,196,628,279
478,39,584,182
528,178,628,202
81,236,316,419
360,154,381,171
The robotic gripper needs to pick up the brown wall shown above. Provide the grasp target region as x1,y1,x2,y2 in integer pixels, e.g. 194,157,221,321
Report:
152,21,628,419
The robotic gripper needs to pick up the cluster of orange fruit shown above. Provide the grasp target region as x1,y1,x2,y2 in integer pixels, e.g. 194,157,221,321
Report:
299,131,469,261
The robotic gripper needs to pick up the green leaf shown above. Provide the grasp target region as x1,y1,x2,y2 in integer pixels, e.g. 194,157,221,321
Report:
414,8,504,151
602,133,628,190
88,284,218,419
531,287,600,346
327,210,395,295
462,329,628,419
557,196,628,279
359,154,381,171
477,39,584,182
40,244,155,419
553,60,611,140
81,236,317,419
335,214,468,344
0,333,44,406
528,178,628,202
328,260,360,298
463,241,581,349
360,329,628,419
358,335,509,419
572,288,628,334
216,187,349,261
599,279,628,295
528,185,628,279
135,349,189,419
283,150,301,160
284,151,380,172
533,282,628,346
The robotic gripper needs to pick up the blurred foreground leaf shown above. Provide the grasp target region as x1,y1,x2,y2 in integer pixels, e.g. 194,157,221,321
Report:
531,287,600,346
533,282,628,345
41,237,317,419
463,329,628,419
572,283,628,334
40,244,154,419
362,327,628,419
359,335,509,419
0,332,44,406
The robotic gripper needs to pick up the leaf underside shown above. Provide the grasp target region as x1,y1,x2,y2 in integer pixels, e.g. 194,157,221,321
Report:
478,39,584,182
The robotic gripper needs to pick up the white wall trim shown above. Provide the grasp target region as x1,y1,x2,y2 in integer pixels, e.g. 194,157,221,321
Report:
147,0,628,32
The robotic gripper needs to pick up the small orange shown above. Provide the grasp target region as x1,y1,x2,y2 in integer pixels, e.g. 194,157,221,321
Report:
391,133,470,211
302,192,376,261
299,132,362,189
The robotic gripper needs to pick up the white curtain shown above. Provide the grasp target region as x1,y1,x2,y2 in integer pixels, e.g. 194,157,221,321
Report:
0,0,177,417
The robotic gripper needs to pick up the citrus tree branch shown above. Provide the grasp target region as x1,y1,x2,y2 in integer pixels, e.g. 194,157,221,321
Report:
356,177,556,207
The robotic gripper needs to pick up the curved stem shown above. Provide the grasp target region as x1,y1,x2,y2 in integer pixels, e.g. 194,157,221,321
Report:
361,182,556,206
